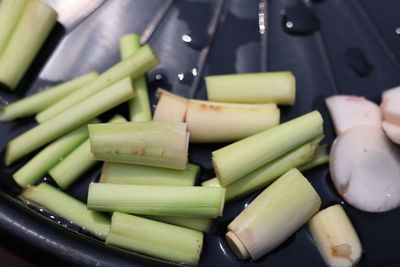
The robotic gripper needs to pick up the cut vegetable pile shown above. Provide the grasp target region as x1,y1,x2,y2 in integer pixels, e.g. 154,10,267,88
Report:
1,3,383,266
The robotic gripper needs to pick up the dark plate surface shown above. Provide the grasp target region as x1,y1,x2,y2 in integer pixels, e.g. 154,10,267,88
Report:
1,0,400,266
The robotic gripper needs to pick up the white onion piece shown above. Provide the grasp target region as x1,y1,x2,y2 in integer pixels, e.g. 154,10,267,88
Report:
330,125,400,212
382,85,400,102
381,95,400,125
382,121,400,145
325,95,381,135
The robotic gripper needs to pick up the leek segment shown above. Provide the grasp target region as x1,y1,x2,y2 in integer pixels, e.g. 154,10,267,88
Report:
89,121,189,170
100,162,199,186
13,119,98,187
206,71,295,105
106,212,203,266
146,215,212,232
36,45,158,123
226,169,321,260
0,72,98,121
49,115,127,189
186,99,279,143
119,34,152,122
6,77,135,165
153,89,188,122
0,0,28,56
203,140,319,200
21,183,110,240
308,205,362,267
0,0,57,90
87,183,225,218
212,111,323,186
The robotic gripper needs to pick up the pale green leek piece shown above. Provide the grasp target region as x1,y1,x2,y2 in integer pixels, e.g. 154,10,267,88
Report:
100,162,199,186
203,139,320,201
205,71,296,106
106,212,203,266
298,144,329,172
186,99,280,143
0,0,57,90
21,183,110,240
0,72,98,121
13,119,98,188
49,115,127,189
146,216,212,232
0,0,27,56
206,71,296,105
87,183,225,218
6,77,135,166
212,111,323,186
119,34,152,122
89,121,189,170
226,168,321,260
36,44,158,123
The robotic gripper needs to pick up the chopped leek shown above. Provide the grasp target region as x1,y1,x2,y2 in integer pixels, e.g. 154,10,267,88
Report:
0,72,98,121
100,162,199,186
0,0,27,56
119,34,152,122
89,121,189,170
106,212,203,266
212,111,323,186
13,119,98,187
21,183,110,240
6,77,135,165
308,205,362,267
36,45,158,122
49,115,127,189
87,183,225,218
186,99,279,143
203,139,320,200
0,0,57,89
153,89,188,122
206,71,296,105
226,169,321,260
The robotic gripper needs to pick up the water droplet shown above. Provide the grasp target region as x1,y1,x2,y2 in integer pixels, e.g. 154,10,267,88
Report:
281,2,320,35
396,27,400,35
344,47,374,77
182,34,192,43
178,71,196,85
259,1,266,34
181,33,209,50
387,193,391,198
0,95,9,106
151,72,170,88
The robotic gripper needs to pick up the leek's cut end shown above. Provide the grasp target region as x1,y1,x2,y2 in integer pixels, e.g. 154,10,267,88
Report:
142,44,160,66
226,230,250,260
308,204,362,267
0,107,8,121
5,142,15,166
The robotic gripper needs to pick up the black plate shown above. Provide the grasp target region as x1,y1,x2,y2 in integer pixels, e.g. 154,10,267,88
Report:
1,0,400,266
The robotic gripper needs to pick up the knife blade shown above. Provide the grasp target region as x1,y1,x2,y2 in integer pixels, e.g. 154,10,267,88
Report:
41,0,105,32
39,0,168,81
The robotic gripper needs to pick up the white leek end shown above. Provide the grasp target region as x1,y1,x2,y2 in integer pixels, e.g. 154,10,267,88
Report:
226,168,321,260
308,205,362,267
